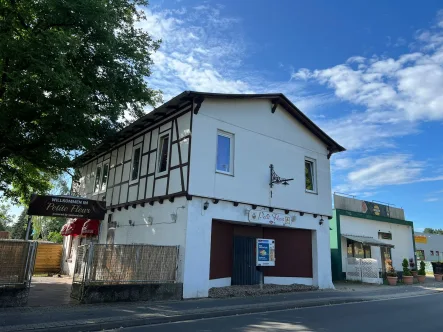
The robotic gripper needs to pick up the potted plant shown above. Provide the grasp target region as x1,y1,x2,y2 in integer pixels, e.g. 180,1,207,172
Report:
417,260,426,283
386,259,398,286
434,262,443,281
402,258,413,285
409,258,418,278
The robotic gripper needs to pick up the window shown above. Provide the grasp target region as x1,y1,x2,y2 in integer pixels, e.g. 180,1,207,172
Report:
346,239,371,258
130,146,141,182
378,232,392,240
437,251,440,257
216,130,234,175
431,250,434,256
416,250,425,260
94,165,102,193
157,134,170,174
305,158,316,192
100,163,109,192
106,214,115,245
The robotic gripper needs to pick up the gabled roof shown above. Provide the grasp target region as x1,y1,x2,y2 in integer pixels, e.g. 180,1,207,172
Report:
75,91,345,165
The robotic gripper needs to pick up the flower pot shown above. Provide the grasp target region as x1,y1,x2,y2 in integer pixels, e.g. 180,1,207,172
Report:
403,275,414,285
411,271,418,278
434,274,442,281
417,275,426,283
387,276,398,286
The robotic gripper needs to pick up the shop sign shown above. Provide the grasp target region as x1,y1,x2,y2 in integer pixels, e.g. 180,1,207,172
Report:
28,194,107,220
414,235,428,244
256,238,275,267
361,201,389,217
248,210,293,226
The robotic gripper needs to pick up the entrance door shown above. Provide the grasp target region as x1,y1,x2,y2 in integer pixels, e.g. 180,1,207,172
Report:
232,236,261,285
380,247,392,273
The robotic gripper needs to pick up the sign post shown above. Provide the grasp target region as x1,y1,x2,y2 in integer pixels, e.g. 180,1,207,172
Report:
256,239,275,290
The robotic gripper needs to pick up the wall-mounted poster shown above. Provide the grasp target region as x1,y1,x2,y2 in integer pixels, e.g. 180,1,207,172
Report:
256,238,275,267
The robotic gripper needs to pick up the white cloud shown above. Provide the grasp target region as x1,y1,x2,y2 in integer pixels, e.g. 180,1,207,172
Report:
424,198,439,202
292,15,443,122
333,154,443,194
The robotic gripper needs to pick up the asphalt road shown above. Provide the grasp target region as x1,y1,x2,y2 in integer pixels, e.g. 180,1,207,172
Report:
110,293,443,331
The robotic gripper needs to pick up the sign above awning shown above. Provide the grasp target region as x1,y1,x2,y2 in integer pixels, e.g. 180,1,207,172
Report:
248,210,294,227
81,219,100,236
343,234,395,248
28,194,106,220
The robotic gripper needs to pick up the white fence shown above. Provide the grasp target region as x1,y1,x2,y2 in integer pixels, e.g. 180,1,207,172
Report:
346,258,382,284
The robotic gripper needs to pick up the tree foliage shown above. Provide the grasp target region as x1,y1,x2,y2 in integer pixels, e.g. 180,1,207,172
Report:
0,201,15,232
0,0,161,203
423,228,443,235
11,209,28,239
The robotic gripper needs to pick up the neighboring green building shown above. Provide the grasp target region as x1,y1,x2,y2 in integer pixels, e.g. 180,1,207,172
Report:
330,194,415,282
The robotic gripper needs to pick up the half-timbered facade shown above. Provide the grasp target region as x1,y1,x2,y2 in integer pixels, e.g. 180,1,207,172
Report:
65,91,345,298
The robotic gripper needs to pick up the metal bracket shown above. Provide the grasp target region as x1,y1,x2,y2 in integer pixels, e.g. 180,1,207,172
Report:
269,164,294,188
271,99,279,114
193,96,205,115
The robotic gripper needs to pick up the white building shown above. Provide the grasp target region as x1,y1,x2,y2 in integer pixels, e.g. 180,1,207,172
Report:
414,232,443,262
64,91,345,298
330,194,415,283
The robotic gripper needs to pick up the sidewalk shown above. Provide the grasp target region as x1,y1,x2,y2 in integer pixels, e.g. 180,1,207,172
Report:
0,283,441,332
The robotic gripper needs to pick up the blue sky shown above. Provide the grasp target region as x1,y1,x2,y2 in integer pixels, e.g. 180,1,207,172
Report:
140,0,443,231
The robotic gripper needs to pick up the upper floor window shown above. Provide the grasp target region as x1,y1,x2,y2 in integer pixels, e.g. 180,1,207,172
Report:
305,158,317,193
94,165,102,193
94,161,110,193
216,130,234,175
131,146,141,182
378,232,392,240
101,163,109,192
157,133,170,174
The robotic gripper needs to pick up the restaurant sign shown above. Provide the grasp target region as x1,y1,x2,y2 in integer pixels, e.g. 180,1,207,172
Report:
248,210,293,226
361,201,390,217
28,195,107,220
414,235,428,244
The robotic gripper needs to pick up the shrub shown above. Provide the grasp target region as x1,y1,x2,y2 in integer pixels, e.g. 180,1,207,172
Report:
403,258,412,276
418,260,426,276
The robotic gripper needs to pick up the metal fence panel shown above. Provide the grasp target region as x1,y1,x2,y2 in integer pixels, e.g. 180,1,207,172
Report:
0,240,37,287
73,245,88,283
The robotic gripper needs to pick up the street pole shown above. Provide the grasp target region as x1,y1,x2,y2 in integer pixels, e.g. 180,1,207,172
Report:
25,215,33,240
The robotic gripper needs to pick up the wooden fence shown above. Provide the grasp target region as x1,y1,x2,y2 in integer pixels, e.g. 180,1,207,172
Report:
34,243,63,274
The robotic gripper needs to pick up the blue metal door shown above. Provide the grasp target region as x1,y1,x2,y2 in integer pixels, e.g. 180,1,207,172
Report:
232,236,262,285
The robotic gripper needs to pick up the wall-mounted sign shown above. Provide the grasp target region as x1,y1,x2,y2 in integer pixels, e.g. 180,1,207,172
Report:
256,238,275,266
361,201,389,217
28,194,107,220
415,235,428,244
248,210,293,226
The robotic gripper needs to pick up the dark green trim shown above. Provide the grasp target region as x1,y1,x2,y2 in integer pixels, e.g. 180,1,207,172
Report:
335,209,413,227
330,210,344,281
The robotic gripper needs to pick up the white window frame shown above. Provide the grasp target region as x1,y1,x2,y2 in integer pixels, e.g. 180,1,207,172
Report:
156,132,171,177
305,157,317,194
216,130,234,176
130,144,142,184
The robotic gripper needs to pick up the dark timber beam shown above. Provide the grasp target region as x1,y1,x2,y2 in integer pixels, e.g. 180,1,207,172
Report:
193,96,205,115
271,99,279,114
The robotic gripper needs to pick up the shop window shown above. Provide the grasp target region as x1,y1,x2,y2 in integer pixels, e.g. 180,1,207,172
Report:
130,145,141,182
346,239,371,258
157,133,170,174
216,130,234,175
416,250,425,260
305,158,317,193
378,232,392,240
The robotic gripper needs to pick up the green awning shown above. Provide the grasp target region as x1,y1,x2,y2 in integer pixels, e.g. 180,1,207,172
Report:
343,234,395,248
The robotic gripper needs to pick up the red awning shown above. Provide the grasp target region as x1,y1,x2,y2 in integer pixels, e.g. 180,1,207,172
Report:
81,219,99,236
64,218,87,237
60,223,69,236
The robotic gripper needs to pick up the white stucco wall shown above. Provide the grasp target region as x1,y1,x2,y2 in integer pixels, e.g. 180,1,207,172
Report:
414,232,443,262
61,235,80,276
182,197,334,299
339,215,414,272
98,197,188,282
189,99,333,217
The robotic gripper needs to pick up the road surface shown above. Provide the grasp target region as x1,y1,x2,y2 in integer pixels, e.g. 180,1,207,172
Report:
110,293,443,331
